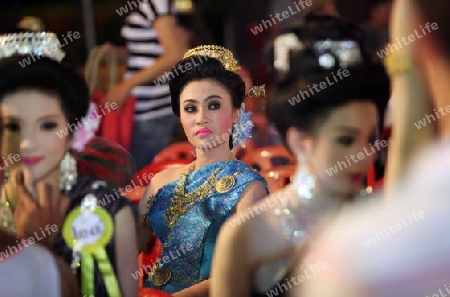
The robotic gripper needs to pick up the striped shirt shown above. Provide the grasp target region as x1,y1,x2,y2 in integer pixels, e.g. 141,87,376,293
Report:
121,0,174,121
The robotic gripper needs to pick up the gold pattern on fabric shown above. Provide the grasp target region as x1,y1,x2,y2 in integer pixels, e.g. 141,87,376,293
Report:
141,193,157,227
148,161,251,287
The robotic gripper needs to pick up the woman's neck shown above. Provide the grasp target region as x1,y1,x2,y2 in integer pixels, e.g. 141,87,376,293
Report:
26,166,60,198
193,144,235,170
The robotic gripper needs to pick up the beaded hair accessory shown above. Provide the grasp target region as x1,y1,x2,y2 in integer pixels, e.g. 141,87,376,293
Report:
71,102,101,152
183,45,266,148
0,32,65,62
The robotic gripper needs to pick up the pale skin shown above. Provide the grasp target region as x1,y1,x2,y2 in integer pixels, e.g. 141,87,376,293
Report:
210,101,379,297
104,15,185,108
0,91,138,297
138,79,268,297
296,0,450,295
384,0,435,192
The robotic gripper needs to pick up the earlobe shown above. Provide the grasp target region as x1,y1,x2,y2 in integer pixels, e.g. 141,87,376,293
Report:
232,109,240,123
286,127,307,158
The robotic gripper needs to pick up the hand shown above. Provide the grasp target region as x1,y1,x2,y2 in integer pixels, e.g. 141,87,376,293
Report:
104,80,133,110
13,171,71,249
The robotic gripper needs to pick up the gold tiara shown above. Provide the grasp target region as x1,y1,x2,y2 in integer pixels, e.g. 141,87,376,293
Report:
183,45,266,109
183,45,241,72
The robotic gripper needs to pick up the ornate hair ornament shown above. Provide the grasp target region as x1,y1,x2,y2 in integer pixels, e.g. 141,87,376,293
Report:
232,103,254,149
174,0,194,13
183,45,241,72
183,45,267,148
273,33,363,81
17,16,45,32
72,102,101,152
0,32,65,62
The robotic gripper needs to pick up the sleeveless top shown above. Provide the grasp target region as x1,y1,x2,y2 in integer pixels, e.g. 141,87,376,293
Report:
144,160,269,293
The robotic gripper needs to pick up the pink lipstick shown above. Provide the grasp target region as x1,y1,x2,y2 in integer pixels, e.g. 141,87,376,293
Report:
196,127,212,137
21,156,43,167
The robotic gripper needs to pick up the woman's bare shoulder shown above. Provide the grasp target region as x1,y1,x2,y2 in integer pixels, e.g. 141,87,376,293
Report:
221,188,296,261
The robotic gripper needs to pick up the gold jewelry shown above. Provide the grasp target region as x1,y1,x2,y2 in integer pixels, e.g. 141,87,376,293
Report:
246,84,267,111
141,193,157,228
17,16,45,32
148,159,251,287
216,176,236,193
382,53,412,76
174,0,194,13
183,45,266,108
183,45,241,72
152,267,172,287
0,188,15,234
164,161,227,229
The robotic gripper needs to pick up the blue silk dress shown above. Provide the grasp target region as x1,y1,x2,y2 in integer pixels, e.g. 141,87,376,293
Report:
144,160,268,293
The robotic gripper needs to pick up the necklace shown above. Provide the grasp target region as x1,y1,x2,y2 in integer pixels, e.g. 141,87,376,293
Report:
163,160,229,230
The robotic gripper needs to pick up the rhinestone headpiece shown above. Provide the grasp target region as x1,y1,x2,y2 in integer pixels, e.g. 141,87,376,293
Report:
0,32,65,62
183,45,241,72
274,33,363,81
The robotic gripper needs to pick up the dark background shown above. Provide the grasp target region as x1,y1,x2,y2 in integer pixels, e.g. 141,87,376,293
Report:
0,0,373,77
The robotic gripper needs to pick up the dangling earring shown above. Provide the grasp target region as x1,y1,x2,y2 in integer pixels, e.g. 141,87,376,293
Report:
59,151,77,192
292,155,315,199
272,154,313,243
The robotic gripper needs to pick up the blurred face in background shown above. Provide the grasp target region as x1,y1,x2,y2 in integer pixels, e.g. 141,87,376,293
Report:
289,101,379,200
1,90,69,187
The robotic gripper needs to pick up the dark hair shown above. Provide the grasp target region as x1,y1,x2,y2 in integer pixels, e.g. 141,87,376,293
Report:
0,55,90,135
412,0,450,57
169,56,245,117
367,0,392,11
266,14,390,145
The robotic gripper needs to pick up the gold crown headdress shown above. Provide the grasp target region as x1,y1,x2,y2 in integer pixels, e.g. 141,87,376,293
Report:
183,45,266,101
174,0,194,13
184,45,241,72
0,32,65,62
17,16,45,32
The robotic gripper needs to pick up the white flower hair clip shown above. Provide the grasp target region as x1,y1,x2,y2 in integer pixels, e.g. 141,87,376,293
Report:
72,102,100,152
232,103,254,149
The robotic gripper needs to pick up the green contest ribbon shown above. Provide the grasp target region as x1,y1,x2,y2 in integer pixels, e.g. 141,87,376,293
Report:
63,206,122,297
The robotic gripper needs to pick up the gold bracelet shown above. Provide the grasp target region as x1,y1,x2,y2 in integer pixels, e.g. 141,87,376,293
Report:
382,53,413,76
